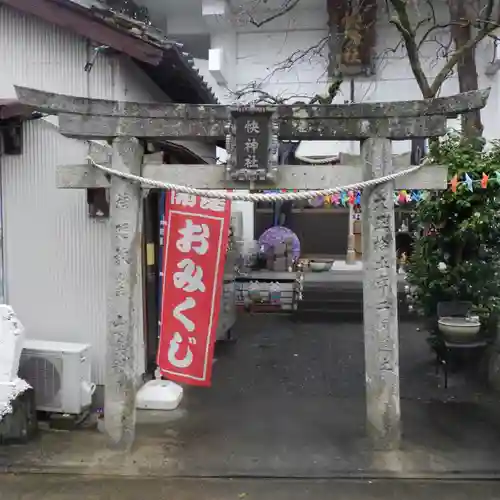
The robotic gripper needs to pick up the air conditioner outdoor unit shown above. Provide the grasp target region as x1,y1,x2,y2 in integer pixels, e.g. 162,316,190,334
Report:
18,339,95,415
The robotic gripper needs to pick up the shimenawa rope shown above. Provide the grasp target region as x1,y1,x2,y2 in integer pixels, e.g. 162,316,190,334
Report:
87,156,427,202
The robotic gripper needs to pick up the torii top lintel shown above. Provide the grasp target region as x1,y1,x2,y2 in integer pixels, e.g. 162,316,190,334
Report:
14,86,489,142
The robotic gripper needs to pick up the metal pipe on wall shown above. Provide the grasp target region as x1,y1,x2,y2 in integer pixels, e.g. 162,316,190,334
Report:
346,78,357,264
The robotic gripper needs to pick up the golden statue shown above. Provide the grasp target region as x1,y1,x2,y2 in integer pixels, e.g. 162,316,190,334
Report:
341,11,363,65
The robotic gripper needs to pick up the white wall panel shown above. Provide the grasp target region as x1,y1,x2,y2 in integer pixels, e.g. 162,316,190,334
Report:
115,57,170,103
0,5,118,100
0,7,183,384
1,121,110,384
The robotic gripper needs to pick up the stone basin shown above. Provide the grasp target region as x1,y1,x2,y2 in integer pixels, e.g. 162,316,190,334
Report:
438,316,481,343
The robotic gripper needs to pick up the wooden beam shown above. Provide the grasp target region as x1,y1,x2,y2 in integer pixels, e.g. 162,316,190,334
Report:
55,113,448,140
57,113,225,140
283,88,490,119
56,164,111,189
56,163,448,190
15,86,489,119
0,100,33,120
1,0,163,65
15,86,228,118
142,163,448,190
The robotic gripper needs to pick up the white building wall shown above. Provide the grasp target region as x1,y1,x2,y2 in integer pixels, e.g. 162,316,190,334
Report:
0,6,116,385
0,5,212,384
233,7,330,102
198,3,500,151
1,121,112,382
1,5,107,100
187,2,500,246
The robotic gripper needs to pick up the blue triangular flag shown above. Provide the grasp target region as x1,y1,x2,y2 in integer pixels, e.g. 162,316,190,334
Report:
464,173,473,191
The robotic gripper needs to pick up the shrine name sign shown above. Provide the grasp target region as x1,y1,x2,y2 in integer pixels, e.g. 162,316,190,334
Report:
158,192,231,386
227,106,279,183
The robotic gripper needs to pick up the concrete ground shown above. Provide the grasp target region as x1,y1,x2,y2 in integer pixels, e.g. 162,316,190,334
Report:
1,475,500,500
1,316,500,478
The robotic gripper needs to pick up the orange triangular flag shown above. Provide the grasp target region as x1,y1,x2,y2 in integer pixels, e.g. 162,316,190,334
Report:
481,173,489,188
348,190,355,205
450,174,458,193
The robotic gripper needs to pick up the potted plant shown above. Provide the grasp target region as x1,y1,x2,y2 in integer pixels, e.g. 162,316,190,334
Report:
405,134,500,341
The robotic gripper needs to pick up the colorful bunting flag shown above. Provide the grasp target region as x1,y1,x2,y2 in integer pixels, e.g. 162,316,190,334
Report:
262,169,500,208
411,191,421,202
348,190,355,205
464,173,474,191
481,173,489,189
446,171,500,192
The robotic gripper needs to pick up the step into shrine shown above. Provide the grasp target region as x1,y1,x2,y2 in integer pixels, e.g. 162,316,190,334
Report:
236,267,411,322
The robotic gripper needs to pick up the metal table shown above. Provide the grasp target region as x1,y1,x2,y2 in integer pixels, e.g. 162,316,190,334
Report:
434,337,488,388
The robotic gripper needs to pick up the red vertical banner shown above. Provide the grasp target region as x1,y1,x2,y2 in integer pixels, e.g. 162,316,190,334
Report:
158,191,231,386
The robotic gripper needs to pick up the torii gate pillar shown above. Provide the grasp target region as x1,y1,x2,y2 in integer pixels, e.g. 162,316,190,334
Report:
105,137,144,448
362,138,400,448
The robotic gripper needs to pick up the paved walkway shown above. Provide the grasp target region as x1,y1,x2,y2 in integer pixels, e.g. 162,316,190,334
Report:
1,316,500,478
2,475,500,500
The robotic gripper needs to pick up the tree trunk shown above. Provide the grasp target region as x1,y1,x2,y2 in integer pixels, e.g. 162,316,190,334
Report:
449,0,484,138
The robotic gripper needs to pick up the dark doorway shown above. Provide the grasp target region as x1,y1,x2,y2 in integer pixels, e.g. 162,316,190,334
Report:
143,190,161,375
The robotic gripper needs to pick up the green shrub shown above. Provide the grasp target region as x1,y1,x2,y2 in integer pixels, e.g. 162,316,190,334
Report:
406,133,500,322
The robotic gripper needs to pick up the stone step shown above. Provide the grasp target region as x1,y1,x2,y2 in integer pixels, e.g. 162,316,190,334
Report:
294,308,414,323
295,300,412,322
294,309,363,323
302,289,407,299
295,282,411,323
299,296,408,308
298,295,410,306
298,299,364,311
302,289,363,300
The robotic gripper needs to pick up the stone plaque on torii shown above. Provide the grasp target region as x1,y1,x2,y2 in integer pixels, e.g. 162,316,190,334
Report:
14,86,489,451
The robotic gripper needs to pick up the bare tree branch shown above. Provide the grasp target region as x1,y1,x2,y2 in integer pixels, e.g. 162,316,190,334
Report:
227,78,343,106
417,22,455,50
238,0,302,28
448,0,486,137
388,0,499,100
430,2,497,96
232,0,497,142
229,84,288,104
270,35,330,74
388,0,433,97
481,0,495,28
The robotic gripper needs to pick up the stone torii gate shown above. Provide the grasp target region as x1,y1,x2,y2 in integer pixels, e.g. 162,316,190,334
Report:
15,86,488,451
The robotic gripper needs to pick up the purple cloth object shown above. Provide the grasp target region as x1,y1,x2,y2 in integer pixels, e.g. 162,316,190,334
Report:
258,226,300,260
